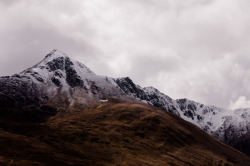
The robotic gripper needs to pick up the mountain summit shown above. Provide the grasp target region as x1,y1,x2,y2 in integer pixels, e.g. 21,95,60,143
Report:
21,49,96,88
0,50,127,108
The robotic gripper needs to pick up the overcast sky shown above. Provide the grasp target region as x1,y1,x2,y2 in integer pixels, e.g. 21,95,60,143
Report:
1,0,250,109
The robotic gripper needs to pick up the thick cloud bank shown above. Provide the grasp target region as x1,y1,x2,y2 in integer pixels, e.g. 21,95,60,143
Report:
1,0,250,109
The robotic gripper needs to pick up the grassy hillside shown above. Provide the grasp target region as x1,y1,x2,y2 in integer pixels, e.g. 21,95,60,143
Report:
0,100,250,165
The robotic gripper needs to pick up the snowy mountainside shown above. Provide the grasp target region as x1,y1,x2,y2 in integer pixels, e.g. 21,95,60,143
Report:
112,77,224,132
112,77,180,115
112,77,250,149
212,108,250,140
209,108,250,155
175,98,227,132
175,99,250,144
0,50,126,108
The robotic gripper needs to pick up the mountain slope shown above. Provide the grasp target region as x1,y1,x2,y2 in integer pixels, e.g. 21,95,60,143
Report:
1,101,250,165
0,50,130,109
112,77,250,155
112,77,181,115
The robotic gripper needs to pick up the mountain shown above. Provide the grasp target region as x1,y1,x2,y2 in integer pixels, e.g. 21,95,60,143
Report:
0,50,132,109
112,77,250,155
112,77,180,115
1,50,250,163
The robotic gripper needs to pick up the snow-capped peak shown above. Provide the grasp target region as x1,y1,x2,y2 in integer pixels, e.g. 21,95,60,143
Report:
21,49,96,81
0,50,127,109
44,49,68,61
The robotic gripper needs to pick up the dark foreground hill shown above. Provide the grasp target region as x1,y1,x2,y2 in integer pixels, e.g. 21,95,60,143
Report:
0,100,250,166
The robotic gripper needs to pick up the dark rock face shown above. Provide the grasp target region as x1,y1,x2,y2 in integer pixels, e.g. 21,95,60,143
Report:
45,49,57,59
51,77,61,87
34,76,44,82
114,77,180,115
177,99,197,120
65,57,83,88
197,115,203,121
90,81,98,94
115,77,148,100
146,91,179,115
54,71,63,78
46,57,65,71
184,110,194,120
0,77,46,107
177,99,197,111
31,73,44,82
51,71,63,87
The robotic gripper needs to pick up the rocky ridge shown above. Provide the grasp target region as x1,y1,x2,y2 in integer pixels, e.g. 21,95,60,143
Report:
111,76,250,155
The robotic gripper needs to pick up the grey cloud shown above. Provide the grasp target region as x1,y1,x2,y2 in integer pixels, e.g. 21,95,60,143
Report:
0,0,99,76
128,54,181,84
0,0,20,7
1,0,250,109
0,24,98,75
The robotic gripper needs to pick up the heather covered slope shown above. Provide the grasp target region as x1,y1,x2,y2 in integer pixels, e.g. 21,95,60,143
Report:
0,101,250,165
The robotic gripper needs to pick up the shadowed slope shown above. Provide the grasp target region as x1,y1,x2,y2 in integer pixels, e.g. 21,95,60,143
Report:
0,100,250,165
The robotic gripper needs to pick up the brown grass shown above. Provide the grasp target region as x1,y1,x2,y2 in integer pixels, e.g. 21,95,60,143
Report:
0,101,250,165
